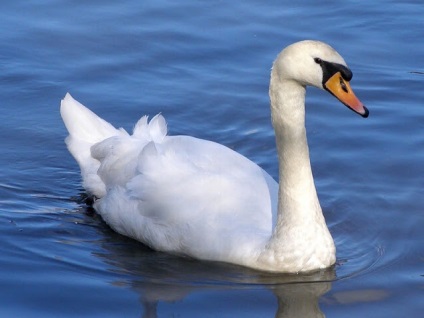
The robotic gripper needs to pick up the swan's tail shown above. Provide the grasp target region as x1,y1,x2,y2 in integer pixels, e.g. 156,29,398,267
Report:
60,93,168,198
60,93,121,197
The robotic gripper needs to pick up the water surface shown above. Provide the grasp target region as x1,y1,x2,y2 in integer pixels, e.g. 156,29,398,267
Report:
0,0,423,317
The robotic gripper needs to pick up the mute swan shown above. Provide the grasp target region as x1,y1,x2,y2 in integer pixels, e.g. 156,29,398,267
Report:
61,40,368,273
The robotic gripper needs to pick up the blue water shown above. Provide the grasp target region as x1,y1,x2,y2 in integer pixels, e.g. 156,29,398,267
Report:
1,0,423,317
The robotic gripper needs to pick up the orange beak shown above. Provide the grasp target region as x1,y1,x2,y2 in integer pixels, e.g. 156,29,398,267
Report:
324,72,369,118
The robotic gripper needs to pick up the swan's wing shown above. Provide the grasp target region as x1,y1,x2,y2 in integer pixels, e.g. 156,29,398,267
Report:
94,134,278,263
61,94,278,263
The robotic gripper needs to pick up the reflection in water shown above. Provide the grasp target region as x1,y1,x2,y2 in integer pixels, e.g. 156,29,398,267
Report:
130,279,333,318
87,204,335,318
272,282,331,318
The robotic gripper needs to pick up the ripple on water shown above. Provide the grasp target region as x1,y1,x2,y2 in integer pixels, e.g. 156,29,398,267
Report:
1,175,399,295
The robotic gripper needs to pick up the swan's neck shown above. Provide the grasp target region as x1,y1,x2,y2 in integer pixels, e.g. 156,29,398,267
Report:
257,73,334,271
270,79,321,228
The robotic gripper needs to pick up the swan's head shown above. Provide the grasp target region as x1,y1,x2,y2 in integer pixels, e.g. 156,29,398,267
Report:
273,40,369,118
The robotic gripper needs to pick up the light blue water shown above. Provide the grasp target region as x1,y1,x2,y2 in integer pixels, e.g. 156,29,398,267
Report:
0,1,423,317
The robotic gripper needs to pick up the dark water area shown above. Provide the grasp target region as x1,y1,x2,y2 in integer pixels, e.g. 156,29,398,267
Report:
0,0,423,317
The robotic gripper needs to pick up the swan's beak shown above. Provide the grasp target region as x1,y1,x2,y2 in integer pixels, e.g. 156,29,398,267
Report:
324,72,369,118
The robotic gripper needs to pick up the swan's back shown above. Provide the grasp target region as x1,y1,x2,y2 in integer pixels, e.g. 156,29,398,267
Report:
61,93,278,265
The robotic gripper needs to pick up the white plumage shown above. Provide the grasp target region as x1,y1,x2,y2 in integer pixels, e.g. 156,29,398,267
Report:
61,40,368,272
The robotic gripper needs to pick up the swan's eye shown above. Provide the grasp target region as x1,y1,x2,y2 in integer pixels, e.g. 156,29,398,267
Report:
314,57,322,64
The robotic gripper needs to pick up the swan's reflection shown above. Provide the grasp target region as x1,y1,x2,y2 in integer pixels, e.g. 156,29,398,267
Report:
92,220,334,318
272,281,331,318
126,276,332,318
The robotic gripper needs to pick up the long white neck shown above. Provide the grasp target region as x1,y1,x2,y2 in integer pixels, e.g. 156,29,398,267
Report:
256,69,334,272
271,74,323,230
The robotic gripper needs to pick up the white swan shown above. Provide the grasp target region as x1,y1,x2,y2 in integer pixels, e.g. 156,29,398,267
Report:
61,40,368,273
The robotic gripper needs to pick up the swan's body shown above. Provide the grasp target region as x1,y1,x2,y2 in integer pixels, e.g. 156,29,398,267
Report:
61,40,368,273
